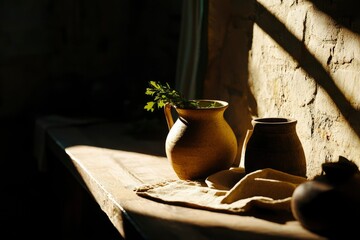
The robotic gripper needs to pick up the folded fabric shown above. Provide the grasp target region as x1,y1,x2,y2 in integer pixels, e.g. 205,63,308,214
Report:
134,168,307,214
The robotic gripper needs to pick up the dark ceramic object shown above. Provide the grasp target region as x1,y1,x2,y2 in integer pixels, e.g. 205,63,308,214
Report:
244,117,307,177
291,157,360,238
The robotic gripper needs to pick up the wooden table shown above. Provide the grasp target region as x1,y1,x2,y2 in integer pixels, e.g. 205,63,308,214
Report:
43,119,326,240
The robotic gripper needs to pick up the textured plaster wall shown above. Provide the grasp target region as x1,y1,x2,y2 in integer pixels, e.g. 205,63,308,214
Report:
205,0,360,178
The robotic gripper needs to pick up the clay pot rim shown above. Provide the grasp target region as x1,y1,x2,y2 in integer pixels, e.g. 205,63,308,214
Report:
252,117,297,125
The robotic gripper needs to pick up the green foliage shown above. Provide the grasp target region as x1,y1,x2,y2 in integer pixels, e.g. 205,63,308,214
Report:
144,81,199,112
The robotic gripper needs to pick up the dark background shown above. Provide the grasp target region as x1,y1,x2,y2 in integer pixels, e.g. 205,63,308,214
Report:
1,0,182,238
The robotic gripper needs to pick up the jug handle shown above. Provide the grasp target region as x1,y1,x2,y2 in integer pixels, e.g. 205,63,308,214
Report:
164,103,174,130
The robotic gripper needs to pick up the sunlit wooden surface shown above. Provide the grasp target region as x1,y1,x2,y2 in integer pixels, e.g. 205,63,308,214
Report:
46,121,326,240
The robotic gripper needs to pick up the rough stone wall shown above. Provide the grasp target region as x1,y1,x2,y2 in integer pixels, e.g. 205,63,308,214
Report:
205,0,360,178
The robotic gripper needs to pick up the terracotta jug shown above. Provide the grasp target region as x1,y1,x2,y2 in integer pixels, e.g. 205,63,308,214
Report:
164,100,238,180
243,117,307,177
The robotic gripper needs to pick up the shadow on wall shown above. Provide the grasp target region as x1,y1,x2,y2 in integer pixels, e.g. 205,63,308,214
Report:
253,0,360,138
311,0,360,35
204,0,258,164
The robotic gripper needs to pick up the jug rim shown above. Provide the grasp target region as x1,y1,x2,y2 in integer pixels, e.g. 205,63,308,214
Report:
175,99,228,110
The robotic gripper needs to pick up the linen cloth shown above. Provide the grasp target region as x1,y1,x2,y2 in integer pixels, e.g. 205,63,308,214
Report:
134,168,307,214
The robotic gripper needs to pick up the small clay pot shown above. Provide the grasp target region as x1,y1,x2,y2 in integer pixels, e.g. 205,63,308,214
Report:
244,117,307,177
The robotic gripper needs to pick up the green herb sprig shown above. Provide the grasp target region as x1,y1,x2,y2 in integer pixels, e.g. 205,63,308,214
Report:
144,81,198,112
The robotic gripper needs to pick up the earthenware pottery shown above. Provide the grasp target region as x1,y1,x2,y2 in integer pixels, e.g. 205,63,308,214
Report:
164,100,237,180
243,117,306,177
291,156,360,238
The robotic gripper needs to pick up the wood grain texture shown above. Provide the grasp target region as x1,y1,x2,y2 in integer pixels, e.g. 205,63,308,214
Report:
46,121,326,240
